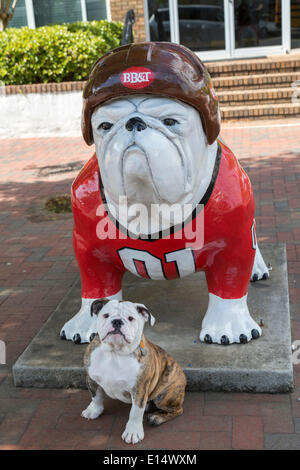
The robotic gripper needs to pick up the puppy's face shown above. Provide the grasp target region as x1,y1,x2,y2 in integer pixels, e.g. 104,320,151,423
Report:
91,95,208,211
91,299,155,353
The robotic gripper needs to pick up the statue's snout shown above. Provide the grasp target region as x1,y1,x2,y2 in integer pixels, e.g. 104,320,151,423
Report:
125,117,147,132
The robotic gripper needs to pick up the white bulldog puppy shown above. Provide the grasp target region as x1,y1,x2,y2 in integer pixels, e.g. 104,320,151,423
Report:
82,299,186,445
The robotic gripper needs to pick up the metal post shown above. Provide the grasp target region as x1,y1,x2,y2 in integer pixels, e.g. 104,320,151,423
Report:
81,0,87,22
169,0,179,44
122,9,135,45
25,0,35,28
282,0,291,52
105,0,111,21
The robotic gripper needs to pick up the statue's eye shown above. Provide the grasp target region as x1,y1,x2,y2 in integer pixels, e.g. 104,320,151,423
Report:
163,118,178,126
103,313,109,319
98,122,113,131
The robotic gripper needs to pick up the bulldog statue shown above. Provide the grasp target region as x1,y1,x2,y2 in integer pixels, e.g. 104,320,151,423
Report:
60,42,269,346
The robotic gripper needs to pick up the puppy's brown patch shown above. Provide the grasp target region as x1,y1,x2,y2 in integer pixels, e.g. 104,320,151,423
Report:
132,335,186,423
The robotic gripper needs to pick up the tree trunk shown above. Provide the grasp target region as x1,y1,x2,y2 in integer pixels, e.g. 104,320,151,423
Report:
0,1,18,31
0,16,9,31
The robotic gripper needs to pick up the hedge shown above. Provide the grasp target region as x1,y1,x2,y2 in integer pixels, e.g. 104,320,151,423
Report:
0,20,123,85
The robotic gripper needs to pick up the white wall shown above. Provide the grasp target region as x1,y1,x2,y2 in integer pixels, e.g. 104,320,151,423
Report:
0,91,83,138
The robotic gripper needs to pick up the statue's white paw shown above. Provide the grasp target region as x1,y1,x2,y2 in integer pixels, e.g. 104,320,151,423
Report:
81,402,104,420
251,245,270,282
122,422,144,444
60,298,98,344
200,293,262,345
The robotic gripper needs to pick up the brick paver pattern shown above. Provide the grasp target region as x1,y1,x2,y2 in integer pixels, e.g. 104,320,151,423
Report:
0,123,299,450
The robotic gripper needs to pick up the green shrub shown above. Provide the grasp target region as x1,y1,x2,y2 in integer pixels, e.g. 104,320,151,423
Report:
0,20,123,85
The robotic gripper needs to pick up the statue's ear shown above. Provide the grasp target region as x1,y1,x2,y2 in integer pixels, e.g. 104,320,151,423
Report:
90,298,110,317
136,305,156,327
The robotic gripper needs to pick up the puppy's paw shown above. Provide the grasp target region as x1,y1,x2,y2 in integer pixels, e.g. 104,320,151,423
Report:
147,412,165,426
81,402,103,420
122,422,144,444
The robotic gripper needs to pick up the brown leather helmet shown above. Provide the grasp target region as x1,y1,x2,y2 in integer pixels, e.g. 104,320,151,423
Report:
82,42,220,145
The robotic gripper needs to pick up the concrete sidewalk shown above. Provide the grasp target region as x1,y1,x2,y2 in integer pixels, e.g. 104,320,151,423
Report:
0,122,299,450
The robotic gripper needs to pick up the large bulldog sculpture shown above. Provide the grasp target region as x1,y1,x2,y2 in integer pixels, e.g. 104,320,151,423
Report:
61,42,269,346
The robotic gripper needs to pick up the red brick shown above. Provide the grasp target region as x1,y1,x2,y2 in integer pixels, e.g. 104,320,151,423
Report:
289,198,300,209
289,262,300,274
204,401,261,416
277,232,294,242
261,204,275,215
171,414,232,432
0,410,35,445
261,403,294,433
232,416,263,450
199,431,232,450
294,228,300,240
287,246,298,261
55,411,115,433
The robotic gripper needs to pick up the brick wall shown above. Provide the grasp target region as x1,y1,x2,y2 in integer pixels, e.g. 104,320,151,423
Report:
110,0,146,43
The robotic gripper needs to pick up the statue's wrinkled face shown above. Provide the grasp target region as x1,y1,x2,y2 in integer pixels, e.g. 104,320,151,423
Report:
91,95,216,236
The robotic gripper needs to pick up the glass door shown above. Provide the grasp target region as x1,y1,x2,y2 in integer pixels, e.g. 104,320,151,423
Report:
145,0,291,59
230,0,286,58
175,0,229,58
146,0,232,60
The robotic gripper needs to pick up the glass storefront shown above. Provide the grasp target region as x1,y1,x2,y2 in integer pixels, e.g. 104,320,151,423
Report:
146,0,300,58
291,0,300,48
234,0,282,49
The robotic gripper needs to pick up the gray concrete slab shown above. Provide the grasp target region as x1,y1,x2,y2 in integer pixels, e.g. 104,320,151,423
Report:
13,244,293,392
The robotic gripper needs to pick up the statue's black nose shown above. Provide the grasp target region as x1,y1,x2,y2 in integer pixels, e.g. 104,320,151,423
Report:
111,319,123,329
125,117,147,132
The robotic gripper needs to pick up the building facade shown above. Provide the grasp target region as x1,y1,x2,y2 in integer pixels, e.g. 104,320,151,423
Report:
9,0,300,61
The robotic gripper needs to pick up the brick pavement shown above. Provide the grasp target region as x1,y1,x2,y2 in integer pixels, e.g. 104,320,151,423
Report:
0,122,299,450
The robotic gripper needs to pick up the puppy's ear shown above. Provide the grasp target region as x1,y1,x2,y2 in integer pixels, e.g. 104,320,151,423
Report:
90,298,109,317
136,305,156,327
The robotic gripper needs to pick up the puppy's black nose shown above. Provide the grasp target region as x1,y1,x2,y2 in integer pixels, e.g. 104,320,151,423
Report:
125,117,147,132
111,318,123,329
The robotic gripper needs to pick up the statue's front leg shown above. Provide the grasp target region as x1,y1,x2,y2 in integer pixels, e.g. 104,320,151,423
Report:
60,236,124,344
200,293,261,345
251,244,270,282
200,248,261,345
60,291,122,344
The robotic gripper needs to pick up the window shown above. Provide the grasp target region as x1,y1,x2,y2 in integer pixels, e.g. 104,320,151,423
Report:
86,0,107,21
147,0,170,42
33,0,82,27
8,0,27,28
177,0,226,52
235,0,282,49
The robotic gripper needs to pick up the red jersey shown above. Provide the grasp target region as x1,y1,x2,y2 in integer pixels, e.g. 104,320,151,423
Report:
72,141,256,300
